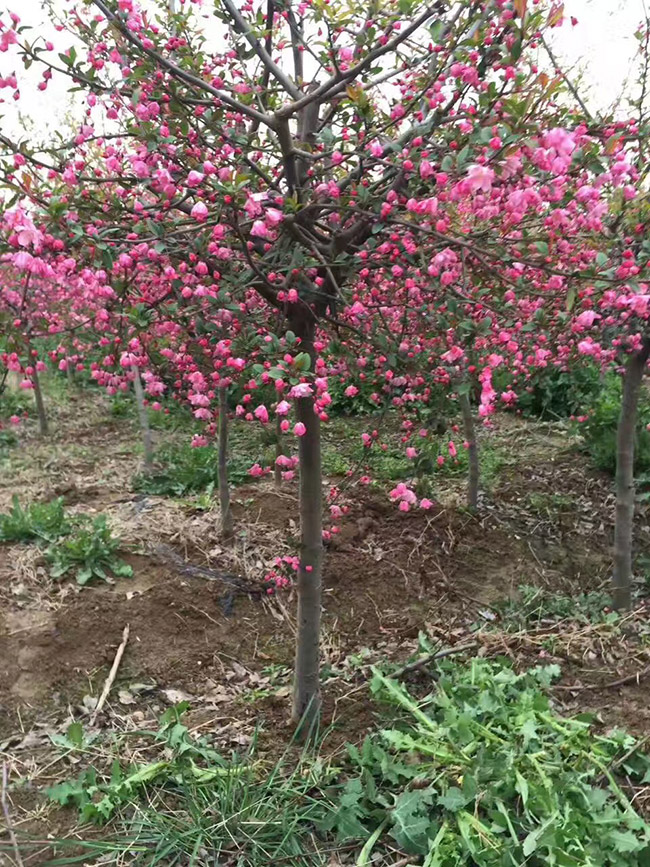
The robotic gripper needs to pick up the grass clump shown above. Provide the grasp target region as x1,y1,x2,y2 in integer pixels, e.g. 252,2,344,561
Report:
133,440,261,496
0,496,131,585
0,495,71,542
327,658,650,865
42,702,335,866
35,659,650,867
494,584,615,630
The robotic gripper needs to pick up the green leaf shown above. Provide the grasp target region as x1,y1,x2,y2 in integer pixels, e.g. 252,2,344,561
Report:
438,787,469,812
67,722,84,748
608,829,643,853
515,770,528,806
390,789,435,854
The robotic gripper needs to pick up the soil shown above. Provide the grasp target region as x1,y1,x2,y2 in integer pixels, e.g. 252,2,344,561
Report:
2,389,650,860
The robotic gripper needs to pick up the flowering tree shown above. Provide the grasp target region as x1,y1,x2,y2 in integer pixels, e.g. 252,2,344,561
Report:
4,0,644,723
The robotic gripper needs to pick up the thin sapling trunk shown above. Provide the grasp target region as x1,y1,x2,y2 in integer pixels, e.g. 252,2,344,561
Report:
613,338,650,610
459,389,479,510
132,366,154,470
292,391,323,731
275,412,285,488
218,384,234,540
30,362,49,437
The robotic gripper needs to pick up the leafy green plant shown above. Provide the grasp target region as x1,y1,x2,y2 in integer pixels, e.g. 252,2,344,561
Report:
577,373,650,474
133,440,261,496
0,495,71,542
493,584,614,630
323,658,650,866
0,428,17,453
494,363,604,420
46,516,132,585
43,702,335,866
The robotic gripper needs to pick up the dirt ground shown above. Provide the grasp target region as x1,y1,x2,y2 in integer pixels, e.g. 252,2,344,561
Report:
2,386,650,859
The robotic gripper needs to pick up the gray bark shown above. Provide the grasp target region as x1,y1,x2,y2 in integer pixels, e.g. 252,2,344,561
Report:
613,339,650,610
132,366,153,469
218,385,234,540
292,392,323,731
30,363,48,437
274,412,285,488
459,390,479,510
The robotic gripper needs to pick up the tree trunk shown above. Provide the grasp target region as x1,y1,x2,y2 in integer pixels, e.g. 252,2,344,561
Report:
218,384,234,540
132,366,153,469
459,390,479,510
292,391,323,731
275,412,285,488
31,364,49,436
613,339,650,610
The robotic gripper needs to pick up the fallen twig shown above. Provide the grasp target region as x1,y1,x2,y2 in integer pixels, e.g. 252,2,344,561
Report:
90,625,130,725
394,642,478,679
555,664,650,693
1,763,25,867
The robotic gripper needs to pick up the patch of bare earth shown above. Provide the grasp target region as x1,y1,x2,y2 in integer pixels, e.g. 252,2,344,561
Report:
2,394,650,859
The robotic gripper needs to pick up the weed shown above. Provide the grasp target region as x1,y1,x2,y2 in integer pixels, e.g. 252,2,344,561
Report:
494,584,614,629
41,702,336,866
133,440,262,496
46,516,132,585
35,659,650,866
324,658,650,865
577,373,650,475
0,428,17,454
0,495,71,542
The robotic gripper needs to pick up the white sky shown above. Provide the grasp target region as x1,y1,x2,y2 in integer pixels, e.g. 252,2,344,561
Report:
0,0,647,141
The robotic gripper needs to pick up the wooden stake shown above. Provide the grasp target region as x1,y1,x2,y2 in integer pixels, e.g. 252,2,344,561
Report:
90,625,130,725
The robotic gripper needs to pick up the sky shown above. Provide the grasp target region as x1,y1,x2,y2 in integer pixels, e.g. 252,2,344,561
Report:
0,0,647,140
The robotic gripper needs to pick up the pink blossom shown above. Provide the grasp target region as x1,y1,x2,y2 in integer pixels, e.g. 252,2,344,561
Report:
420,498,434,510
344,385,359,397
186,170,204,187
254,404,269,423
448,441,457,458
290,383,312,398
575,310,599,329
249,463,265,477
9,415,20,425
191,202,208,220
294,422,306,436
276,400,291,415
406,447,418,459
466,164,495,193
251,220,270,238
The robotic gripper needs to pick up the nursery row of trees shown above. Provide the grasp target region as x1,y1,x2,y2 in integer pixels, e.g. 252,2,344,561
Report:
2,0,650,726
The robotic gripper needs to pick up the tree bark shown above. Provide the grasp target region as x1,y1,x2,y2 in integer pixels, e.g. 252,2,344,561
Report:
30,363,49,437
274,412,285,488
287,316,324,733
132,366,153,469
218,384,234,540
292,391,323,731
459,389,479,510
613,338,650,610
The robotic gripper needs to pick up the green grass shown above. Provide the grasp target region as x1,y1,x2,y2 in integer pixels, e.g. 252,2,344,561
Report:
0,495,71,543
0,497,131,585
27,658,650,867
133,437,269,496
492,584,615,630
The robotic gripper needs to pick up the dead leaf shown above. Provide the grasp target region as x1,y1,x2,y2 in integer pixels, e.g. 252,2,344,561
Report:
162,688,194,704
118,689,136,705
